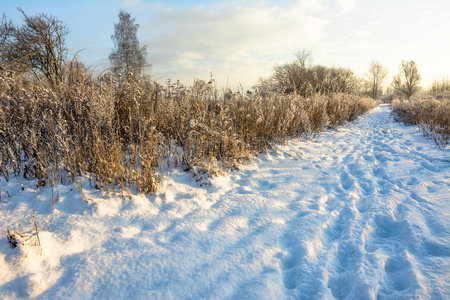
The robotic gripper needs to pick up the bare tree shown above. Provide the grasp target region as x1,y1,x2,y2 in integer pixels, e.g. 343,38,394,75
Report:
2,9,68,89
391,60,421,99
294,49,313,68
109,10,147,82
0,14,14,57
365,60,388,99
430,77,450,97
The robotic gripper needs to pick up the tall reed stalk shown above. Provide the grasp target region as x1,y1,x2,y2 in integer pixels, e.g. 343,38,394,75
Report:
0,70,378,194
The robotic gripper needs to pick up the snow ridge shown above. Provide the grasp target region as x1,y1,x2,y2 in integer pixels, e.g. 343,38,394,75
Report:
0,104,449,299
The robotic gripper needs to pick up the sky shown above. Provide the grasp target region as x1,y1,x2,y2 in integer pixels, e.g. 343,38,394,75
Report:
2,0,450,90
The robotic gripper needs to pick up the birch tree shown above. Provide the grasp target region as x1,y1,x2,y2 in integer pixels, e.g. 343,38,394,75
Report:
109,10,147,82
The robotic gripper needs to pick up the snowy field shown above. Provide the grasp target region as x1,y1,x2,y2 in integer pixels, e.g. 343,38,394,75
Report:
0,104,449,299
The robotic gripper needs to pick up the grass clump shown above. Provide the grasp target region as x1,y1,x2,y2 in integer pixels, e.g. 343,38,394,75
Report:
3,208,41,249
392,96,450,148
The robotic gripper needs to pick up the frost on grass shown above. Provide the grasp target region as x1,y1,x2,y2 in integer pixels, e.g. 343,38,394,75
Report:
0,70,377,197
392,95,450,148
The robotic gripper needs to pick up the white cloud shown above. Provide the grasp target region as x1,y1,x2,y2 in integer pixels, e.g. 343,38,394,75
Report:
354,22,381,37
336,0,357,14
122,0,141,6
171,52,205,69
135,0,328,87
116,0,450,89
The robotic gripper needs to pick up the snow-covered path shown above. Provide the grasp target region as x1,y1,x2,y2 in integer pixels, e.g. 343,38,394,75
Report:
1,104,449,299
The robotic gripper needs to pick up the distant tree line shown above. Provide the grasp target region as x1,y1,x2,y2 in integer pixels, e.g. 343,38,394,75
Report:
254,51,431,100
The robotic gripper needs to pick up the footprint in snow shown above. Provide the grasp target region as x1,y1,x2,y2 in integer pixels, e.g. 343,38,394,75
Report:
236,186,253,195
356,195,373,213
362,154,375,162
382,254,418,293
423,241,450,257
258,180,277,190
407,176,420,186
280,246,306,290
340,171,355,191
357,177,375,196
372,215,418,252
420,161,440,172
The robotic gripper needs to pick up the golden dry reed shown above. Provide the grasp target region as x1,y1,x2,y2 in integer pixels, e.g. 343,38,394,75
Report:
392,95,450,148
0,70,377,195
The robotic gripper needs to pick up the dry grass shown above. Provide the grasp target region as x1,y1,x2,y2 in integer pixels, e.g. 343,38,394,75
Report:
0,70,378,195
3,208,41,249
392,96,450,148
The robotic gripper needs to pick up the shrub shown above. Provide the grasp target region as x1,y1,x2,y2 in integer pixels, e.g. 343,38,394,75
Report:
392,96,450,148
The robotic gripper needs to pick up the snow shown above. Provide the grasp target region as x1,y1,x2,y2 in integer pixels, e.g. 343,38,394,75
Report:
0,104,449,299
